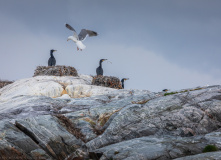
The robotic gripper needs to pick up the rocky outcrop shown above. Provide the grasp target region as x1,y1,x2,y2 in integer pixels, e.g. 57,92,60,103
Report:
174,151,221,160
0,75,220,159
0,75,113,100
91,133,221,160
0,120,51,160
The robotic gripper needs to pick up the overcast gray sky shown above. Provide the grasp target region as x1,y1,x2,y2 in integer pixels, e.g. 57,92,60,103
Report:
0,0,220,91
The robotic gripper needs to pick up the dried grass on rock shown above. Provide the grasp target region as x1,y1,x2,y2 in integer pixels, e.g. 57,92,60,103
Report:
92,76,122,89
0,80,13,89
33,65,78,77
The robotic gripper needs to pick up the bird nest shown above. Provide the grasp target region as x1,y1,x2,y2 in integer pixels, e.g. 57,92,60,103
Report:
0,80,13,89
33,65,78,77
92,76,122,89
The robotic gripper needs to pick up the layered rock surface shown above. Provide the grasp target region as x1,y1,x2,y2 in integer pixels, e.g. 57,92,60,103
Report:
0,75,220,159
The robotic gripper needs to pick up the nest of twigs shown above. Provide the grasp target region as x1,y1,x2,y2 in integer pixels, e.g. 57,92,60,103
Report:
92,76,122,89
33,65,78,77
0,80,13,89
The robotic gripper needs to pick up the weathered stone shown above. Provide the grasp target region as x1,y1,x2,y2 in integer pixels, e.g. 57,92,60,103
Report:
15,115,85,160
90,132,221,160
0,75,221,159
0,95,68,120
0,120,51,159
0,75,93,100
65,84,116,98
174,151,221,160
86,86,221,149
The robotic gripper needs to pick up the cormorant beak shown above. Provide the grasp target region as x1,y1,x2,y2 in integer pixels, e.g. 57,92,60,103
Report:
54,50,57,52
125,78,129,81
103,59,107,62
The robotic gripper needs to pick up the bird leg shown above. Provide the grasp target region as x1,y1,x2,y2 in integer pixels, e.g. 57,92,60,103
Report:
77,47,79,51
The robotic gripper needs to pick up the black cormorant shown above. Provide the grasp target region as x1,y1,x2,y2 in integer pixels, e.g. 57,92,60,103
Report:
121,78,129,89
96,59,107,76
162,89,169,92
48,49,57,66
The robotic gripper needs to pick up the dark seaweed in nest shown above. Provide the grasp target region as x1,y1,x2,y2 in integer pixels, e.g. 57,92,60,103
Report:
92,76,122,89
0,80,13,89
33,65,78,77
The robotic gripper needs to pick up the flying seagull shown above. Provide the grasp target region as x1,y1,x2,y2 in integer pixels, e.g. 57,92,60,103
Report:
65,23,98,51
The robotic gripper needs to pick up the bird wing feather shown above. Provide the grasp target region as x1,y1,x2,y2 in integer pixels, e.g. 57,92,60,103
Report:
86,30,98,37
78,29,88,41
78,29,98,41
65,23,78,39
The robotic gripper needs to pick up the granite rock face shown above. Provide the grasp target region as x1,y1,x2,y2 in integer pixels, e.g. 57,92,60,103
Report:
0,75,220,159
0,120,51,160
92,132,221,160
174,151,221,160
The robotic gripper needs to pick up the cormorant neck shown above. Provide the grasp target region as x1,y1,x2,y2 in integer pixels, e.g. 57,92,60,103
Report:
99,61,102,67
122,81,124,89
50,51,54,57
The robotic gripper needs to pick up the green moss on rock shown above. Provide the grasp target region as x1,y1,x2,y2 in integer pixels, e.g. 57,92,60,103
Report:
203,145,218,153
164,92,178,96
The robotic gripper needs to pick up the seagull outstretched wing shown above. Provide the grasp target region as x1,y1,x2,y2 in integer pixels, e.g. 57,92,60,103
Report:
78,29,98,41
65,23,78,39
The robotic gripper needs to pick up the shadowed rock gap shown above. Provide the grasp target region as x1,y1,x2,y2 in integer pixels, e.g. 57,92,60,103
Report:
55,114,86,143
15,122,39,144
14,121,55,159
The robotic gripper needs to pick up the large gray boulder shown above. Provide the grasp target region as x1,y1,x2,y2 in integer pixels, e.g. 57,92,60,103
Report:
86,85,221,150
0,120,51,160
174,151,221,160
0,75,220,159
90,131,221,159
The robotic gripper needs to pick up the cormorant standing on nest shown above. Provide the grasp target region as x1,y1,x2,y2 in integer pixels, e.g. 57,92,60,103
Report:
48,49,57,66
96,59,107,76
121,78,129,89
